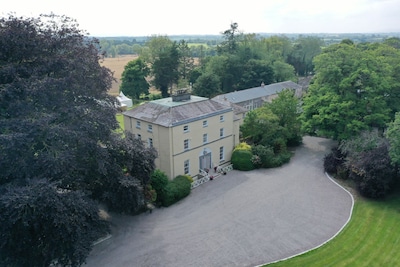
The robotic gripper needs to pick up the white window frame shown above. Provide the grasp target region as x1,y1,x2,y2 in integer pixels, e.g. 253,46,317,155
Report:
148,138,153,148
183,125,189,133
136,121,141,129
184,159,190,175
219,146,224,161
148,124,153,133
203,120,208,127
203,133,208,144
184,139,189,150
220,128,224,138
220,115,224,122
137,134,142,140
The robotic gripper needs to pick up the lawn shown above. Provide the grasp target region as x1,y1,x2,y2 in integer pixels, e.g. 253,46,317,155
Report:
265,192,400,267
116,113,124,132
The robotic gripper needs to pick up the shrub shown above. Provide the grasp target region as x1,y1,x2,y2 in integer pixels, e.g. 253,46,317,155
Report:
150,169,169,205
162,183,178,207
270,151,292,167
162,175,191,207
234,142,252,151
144,184,157,203
348,144,397,198
287,134,303,147
273,138,287,154
231,149,255,171
251,145,275,168
103,175,145,214
172,175,191,200
180,174,194,183
323,147,346,175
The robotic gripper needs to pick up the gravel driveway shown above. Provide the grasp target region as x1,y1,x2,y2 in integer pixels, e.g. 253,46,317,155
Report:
85,136,353,267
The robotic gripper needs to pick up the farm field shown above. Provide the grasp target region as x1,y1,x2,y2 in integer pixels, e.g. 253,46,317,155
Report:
100,55,138,96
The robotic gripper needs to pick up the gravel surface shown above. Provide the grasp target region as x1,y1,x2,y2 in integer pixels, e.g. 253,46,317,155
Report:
85,136,353,267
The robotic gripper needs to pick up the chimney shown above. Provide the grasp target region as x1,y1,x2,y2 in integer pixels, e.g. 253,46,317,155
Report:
261,81,265,87
172,89,191,102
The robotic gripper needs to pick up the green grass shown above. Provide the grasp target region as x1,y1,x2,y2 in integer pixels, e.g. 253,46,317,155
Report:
116,113,124,132
187,43,210,48
265,193,400,267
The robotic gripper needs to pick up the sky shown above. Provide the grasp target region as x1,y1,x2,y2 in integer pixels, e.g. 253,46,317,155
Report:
2,0,400,36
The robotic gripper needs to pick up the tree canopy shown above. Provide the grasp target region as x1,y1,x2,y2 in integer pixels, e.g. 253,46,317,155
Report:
386,112,400,167
151,40,180,97
0,180,109,267
301,41,400,140
0,14,156,266
120,58,150,99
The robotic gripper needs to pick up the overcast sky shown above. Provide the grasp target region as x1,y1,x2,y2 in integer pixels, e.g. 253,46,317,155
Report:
2,0,400,36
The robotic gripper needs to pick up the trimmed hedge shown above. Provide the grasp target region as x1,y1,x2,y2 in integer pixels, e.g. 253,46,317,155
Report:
231,149,255,171
150,169,169,206
162,175,191,207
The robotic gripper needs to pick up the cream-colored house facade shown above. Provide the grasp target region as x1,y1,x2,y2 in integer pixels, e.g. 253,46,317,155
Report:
123,92,244,179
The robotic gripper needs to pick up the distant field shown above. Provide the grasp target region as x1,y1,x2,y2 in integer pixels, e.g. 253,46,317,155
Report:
100,55,138,96
188,43,210,48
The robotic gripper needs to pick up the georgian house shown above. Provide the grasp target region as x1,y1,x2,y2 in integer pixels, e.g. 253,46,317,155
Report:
123,90,244,179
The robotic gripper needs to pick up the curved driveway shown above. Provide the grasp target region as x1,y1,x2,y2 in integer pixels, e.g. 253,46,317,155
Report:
85,136,353,267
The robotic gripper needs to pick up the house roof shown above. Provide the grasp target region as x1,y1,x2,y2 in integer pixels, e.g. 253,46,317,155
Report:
212,80,302,104
123,95,232,127
211,97,247,121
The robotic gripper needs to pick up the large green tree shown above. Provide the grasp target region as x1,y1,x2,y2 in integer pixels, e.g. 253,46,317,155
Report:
217,22,242,54
120,58,150,99
178,39,195,82
287,36,323,76
238,59,274,89
0,14,156,265
152,41,180,97
301,41,400,140
240,105,281,146
269,89,302,145
192,72,221,98
386,112,400,167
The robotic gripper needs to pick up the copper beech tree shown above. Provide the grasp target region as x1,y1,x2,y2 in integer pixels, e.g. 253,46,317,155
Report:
0,15,156,266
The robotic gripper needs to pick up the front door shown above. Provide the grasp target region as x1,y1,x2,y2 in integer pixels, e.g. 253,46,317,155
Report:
199,152,212,171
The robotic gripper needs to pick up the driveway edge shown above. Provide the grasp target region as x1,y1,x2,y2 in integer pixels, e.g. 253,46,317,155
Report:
257,172,355,267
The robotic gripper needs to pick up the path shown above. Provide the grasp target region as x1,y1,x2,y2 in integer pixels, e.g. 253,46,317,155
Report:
85,136,353,267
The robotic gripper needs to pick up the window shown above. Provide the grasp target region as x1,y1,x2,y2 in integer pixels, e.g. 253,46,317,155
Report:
220,128,224,138
184,139,189,150
137,134,142,140
148,138,153,148
220,115,224,122
183,125,189,133
219,146,224,161
203,133,208,144
136,121,141,129
148,124,153,133
184,160,190,175
203,120,208,127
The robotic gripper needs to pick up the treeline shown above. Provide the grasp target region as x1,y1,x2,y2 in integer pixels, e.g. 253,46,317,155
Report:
98,32,400,58
301,38,400,199
119,23,324,99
